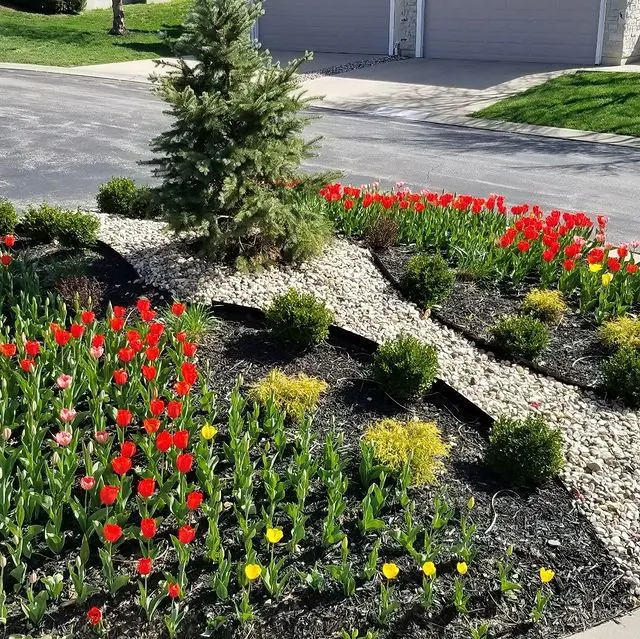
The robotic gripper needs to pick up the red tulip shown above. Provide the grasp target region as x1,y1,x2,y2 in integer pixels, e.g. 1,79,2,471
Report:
112,306,127,319
172,430,189,450
146,332,161,347
129,339,143,353
148,321,165,336
91,334,105,348
113,369,128,386
176,453,193,474
137,557,153,576
140,309,156,322
174,381,192,396
171,302,186,316
608,258,621,273
180,362,198,385
54,330,72,346
183,342,197,358
156,431,172,453
70,323,84,339
127,329,141,343
149,398,165,416
116,409,133,428
24,340,40,357
140,517,157,539
120,441,137,458
110,318,125,331
141,365,156,381
118,347,135,363
167,400,182,420
563,259,575,271
627,263,639,274
0,254,12,267
137,477,156,499
103,522,123,543
517,240,530,253
87,607,102,626
3,234,15,247
168,582,180,599
0,343,16,357
137,298,152,313
176,331,187,343
111,455,132,475
177,524,195,544
19,359,35,372
145,346,160,361
143,417,161,434
186,490,203,510
81,311,95,325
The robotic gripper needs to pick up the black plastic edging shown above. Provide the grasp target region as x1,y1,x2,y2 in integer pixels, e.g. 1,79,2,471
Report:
96,239,495,431
369,249,603,395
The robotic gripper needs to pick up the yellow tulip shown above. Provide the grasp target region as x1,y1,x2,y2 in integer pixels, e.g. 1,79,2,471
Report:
381,562,399,580
539,567,555,584
456,561,468,576
422,561,436,578
244,563,262,581
467,496,475,510
602,273,613,287
589,263,603,273
265,527,284,544
200,424,217,440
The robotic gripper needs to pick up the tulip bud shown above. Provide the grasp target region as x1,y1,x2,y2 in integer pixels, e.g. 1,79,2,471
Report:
51,452,60,466
29,571,38,585
0,555,6,568
86,441,94,455
75,556,82,568
2,427,11,441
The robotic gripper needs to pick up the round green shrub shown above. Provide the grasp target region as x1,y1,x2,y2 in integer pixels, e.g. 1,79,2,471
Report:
372,334,439,400
489,314,549,360
602,347,640,407
97,177,141,217
521,288,566,324
265,289,333,349
486,414,565,486
0,199,17,235
401,253,454,308
19,204,99,247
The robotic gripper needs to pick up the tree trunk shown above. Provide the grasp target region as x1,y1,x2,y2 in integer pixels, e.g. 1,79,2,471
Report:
109,0,126,35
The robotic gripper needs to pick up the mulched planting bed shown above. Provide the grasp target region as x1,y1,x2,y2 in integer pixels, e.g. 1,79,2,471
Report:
374,246,607,390
2,242,629,639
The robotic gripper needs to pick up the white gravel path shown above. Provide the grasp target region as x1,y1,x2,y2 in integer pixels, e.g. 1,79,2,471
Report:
98,213,640,591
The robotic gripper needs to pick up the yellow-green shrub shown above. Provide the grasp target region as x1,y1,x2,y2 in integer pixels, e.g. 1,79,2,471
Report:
363,418,450,486
248,369,328,422
521,289,566,323
600,316,640,350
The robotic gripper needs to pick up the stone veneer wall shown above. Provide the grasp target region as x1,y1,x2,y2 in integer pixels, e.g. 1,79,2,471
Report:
601,0,640,65
395,0,418,57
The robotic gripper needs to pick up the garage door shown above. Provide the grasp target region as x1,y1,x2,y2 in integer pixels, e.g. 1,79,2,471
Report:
424,0,601,64
258,0,390,55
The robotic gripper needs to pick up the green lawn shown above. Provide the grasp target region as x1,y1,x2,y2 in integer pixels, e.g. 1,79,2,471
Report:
0,0,188,66
474,71,640,137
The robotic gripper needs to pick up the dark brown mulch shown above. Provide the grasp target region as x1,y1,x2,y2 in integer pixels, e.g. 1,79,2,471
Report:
4,243,630,639
374,246,608,390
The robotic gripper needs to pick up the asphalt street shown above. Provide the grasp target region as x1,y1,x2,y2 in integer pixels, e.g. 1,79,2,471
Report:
1,69,640,243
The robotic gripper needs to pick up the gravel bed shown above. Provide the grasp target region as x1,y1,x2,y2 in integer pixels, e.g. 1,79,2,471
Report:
299,55,407,80
97,214,640,594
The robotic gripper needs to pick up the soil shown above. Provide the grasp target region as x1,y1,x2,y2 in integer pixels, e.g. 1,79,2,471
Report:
4,243,629,639
374,246,608,390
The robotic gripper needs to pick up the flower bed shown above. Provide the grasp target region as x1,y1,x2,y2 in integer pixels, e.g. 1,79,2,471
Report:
0,237,628,638
318,183,640,392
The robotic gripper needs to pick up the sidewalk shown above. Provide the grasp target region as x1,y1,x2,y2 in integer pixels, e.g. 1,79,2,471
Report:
2,56,640,148
571,610,640,639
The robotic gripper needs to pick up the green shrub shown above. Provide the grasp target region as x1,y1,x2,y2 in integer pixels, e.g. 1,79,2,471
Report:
486,414,565,486
0,199,17,235
249,369,328,422
372,334,438,400
364,418,450,486
599,316,640,351
19,204,99,247
489,315,549,360
265,289,333,349
400,253,454,308
521,289,566,323
602,347,640,407
97,178,159,219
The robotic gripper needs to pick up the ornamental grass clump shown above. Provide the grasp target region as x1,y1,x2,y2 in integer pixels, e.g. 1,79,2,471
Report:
364,418,450,486
486,415,565,487
0,198,17,235
372,334,438,400
601,347,640,407
266,289,333,349
489,314,549,360
521,289,567,324
600,316,640,351
249,369,328,422
401,253,454,309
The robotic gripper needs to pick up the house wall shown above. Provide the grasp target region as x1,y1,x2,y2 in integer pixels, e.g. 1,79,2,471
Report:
394,0,417,56
601,0,640,64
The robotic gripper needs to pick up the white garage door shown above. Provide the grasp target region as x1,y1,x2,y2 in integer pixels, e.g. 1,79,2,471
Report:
424,0,601,64
259,0,390,55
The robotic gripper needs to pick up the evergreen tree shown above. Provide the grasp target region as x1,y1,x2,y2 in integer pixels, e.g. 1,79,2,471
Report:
148,0,334,264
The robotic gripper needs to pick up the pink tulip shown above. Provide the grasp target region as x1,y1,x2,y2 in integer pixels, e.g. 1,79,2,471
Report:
95,431,109,444
59,408,77,423
56,374,73,389
54,431,73,447
90,346,104,359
